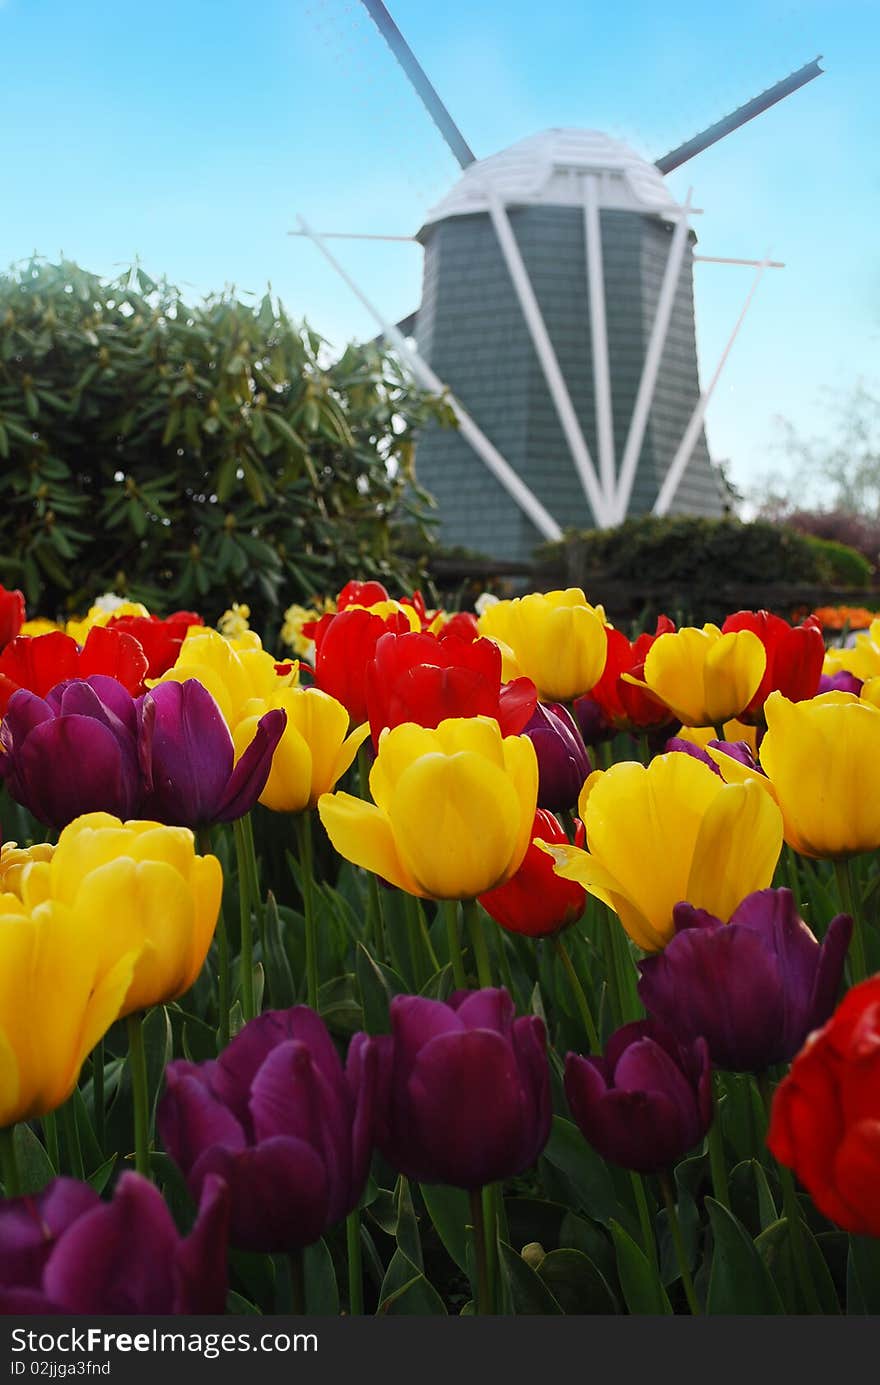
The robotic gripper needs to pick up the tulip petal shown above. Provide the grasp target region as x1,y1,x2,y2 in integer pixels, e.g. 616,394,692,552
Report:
215,707,286,822
158,1065,247,1176
192,1137,330,1252
318,791,422,895
174,1173,231,1313
685,779,783,923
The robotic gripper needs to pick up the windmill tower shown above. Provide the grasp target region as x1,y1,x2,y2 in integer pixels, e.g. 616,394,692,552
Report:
297,3,823,561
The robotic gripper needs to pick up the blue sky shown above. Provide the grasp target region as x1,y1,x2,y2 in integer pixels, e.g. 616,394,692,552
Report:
1,0,877,501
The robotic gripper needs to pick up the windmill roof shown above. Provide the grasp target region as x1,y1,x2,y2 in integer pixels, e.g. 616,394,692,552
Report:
419,128,681,235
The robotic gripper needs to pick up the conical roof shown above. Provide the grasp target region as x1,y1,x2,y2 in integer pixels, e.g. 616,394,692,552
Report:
419,128,681,236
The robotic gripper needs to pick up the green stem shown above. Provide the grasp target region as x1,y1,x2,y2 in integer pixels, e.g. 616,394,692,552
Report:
659,1171,701,1315
357,746,386,961
707,1081,730,1211
561,807,579,842
198,826,230,1048
290,1248,306,1315
630,1170,657,1271
756,1072,823,1314
41,1111,59,1172
242,813,265,951
554,935,600,1052
463,899,493,988
482,1184,499,1316
60,1097,84,1181
468,1186,491,1315
833,857,868,985
233,818,256,1021
346,1209,364,1316
0,1125,21,1197
443,899,467,989
295,812,319,1012
126,1011,151,1179
92,1037,105,1151
713,722,726,743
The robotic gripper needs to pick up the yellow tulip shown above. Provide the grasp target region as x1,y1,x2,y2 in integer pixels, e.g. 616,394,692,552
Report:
0,898,136,1126
318,716,538,900
150,626,298,730
627,624,766,727
835,618,880,682
757,690,880,858
0,840,54,900
675,720,759,756
861,678,880,710
19,618,61,637
233,687,370,813
19,813,223,1017
65,600,151,644
539,753,783,951
477,588,608,701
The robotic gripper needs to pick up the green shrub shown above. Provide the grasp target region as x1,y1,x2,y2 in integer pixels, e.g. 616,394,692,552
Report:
0,258,452,631
802,535,872,587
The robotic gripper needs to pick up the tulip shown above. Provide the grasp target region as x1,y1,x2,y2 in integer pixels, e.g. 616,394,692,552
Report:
158,1007,377,1252
478,588,608,702
625,624,766,728
107,610,204,678
439,610,480,642
721,610,824,722
318,717,538,900
0,626,148,716
539,753,783,951
0,839,54,900
0,585,25,653
637,889,852,1072
479,810,586,937
0,1173,229,1314
64,599,152,645
18,812,222,1018
521,702,591,811
832,616,880,683
336,578,390,610
138,679,286,828
0,894,137,1127
819,670,863,695
151,626,298,731
309,603,421,724
375,989,551,1188
0,676,142,829
365,629,537,746
665,734,760,779
587,617,676,732
232,686,368,814
565,1020,712,1173
768,976,880,1237
571,693,614,748
758,691,880,858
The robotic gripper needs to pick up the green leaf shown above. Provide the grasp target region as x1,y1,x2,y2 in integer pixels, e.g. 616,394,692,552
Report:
304,1237,340,1316
377,1249,447,1315
541,1116,619,1226
756,1217,841,1314
12,1122,56,1194
356,942,393,1034
88,1153,118,1195
393,1176,422,1271
420,1183,471,1274
847,1235,880,1315
538,1248,618,1314
498,1241,563,1314
610,1220,673,1315
706,1198,786,1314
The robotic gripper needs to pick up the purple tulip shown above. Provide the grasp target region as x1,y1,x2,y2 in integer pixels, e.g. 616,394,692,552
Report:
572,694,614,747
158,1007,377,1253
137,679,286,828
376,989,551,1189
565,1020,712,1174
664,735,762,778
819,670,863,696
637,888,853,1073
0,1173,229,1314
521,702,591,811
0,675,141,828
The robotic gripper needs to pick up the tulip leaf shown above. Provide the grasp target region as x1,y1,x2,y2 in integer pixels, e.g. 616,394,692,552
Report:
87,1153,117,1195
143,1006,173,1124
69,1084,105,1176
610,1220,674,1315
540,1116,619,1227
419,962,455,1002
377,1249,447,1315
11,1121,55,1194
847,1235,880,1315
262,891,296,1008
393,1176,423,1271
317,973,362,1038
756,1217,841,1314
304,1237,340,1316
705,1198,785,1314
538,1248,618,1314
356,941,393,1034
420,1183,471,1274
559,1210,619,1290
498,1241,563,1314
226,1291,263,1316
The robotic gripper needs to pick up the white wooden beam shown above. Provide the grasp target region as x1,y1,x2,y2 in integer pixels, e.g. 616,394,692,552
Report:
296,215,563,542
653,256,771,516
582,174,616,510
485,187,612,526
614,192,693,523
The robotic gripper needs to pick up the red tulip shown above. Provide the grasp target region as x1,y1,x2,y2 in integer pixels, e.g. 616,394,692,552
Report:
107,610,203,678
0,585,25,652
336,579,390,611
0,626,148,716
581,617,675,733
365,629,537,745
768,976,880,1237
309,607,417,723
479,810,586,937
721,610,824,723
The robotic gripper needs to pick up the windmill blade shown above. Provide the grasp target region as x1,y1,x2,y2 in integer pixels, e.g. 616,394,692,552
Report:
359,0,477,169
654,57,824,174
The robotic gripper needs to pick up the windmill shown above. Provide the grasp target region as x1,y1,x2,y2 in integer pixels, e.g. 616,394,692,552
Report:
295,2,823,560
